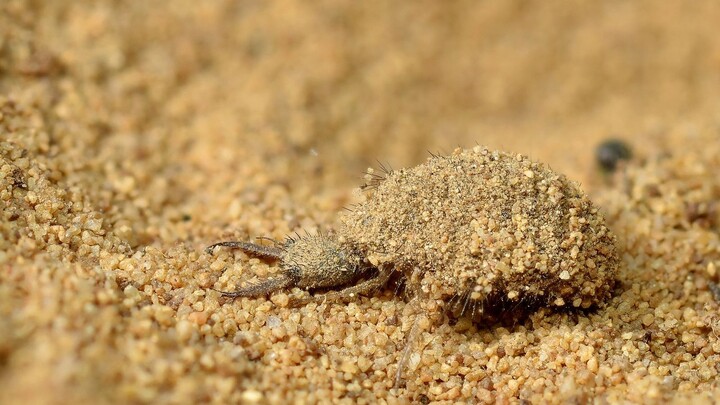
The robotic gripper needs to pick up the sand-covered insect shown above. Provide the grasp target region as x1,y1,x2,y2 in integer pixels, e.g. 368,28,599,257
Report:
206,146,619,385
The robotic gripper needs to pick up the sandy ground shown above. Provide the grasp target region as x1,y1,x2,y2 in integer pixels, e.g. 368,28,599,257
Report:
2,1,720,403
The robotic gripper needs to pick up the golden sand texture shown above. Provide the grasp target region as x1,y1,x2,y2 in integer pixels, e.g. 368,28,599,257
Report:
2,1,720,404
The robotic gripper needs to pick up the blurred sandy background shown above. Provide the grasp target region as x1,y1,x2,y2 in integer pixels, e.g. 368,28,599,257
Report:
2,1,720,403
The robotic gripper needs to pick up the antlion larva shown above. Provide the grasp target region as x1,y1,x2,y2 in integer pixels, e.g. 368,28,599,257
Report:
207,146,619,385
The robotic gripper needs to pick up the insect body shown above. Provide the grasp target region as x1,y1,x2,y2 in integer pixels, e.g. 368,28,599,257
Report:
207,146,619,385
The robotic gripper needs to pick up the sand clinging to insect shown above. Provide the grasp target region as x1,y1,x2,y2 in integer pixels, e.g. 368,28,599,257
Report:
342,146,619,321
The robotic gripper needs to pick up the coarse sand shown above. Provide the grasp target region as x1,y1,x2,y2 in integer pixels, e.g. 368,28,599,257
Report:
2,1,720,404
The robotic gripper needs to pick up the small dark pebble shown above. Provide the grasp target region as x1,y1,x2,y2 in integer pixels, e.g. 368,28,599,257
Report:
596,139,632,172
